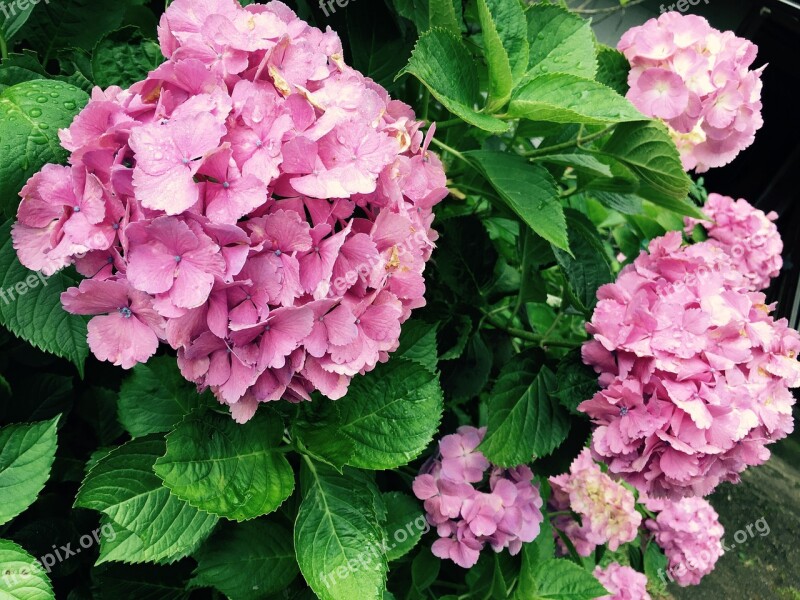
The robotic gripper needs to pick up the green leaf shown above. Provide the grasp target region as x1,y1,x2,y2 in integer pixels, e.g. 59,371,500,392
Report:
0,538,54,599
395,319,439,373
0,221,89,374
552,209,613,314
411,547,440,592
0,80,88,216
599,121,698,216
191,520,298,599
0,51,49,91
428,0,460,34
292,403,355,472
517,558,608,600
346,7,412,91
295,461,388,600
398,29,508,133
382,492,425,561
534,154,613,179
92,562,192,600
466,150,568,252
479,360,569,466
554,351,598,416
91,27,163,89
118,355,215,438
644,540,668,593
589,191,643,215
477,0,527,111
0,417,58,526
18,0,130,61
154,410,294,521
0,0,36,43
330,359,443,470
596,45,630,96
508,74,643,125
525,4,597,80
75,436,218,564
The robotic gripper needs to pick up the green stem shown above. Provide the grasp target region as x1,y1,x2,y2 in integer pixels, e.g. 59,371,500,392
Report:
430,137,472,167
434,117,463,129
484,314,581,349
0,32,8,61
523,125,616,157
509,227,531,326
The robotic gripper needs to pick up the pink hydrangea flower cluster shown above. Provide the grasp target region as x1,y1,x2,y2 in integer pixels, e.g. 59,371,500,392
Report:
594,563,652,600
685,193,782,291
11,0,447,422
580,231,800,499
644,496,724,586
549,448,641,557
618,12,764,172
412,426,544,568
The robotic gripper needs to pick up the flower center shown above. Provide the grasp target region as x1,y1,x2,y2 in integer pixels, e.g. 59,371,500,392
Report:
119,307,132,319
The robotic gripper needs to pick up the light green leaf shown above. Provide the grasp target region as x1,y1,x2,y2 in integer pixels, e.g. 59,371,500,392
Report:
295,461,388,600
0,416,58,526
382,492,425,561
534,154,614,179
477,0,527,111
0,538,54,599
552,209,613,313
517,558,608,600
398,28,508,133
154,410,294,521
0,221,89,374
191,520,298,599
91,27,163,89
0,80,88,216
75,436,218,564
333,359,444,470
479,361,569,466
525,4,597,80
508,74,644,125
466,150,568,252
599,121,699,216
292,402,355,472
428,0,460,34
118,355,215,438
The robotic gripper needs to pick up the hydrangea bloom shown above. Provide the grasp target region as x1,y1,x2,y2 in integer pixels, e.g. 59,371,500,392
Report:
12,0,447,422
618,12,764,172
412,426,544,568
686,193,782,291
580,232,800,498
644,496,724,586
549,448,641,557
594,563,652,600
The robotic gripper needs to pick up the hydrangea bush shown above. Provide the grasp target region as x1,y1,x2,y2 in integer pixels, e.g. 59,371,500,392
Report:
0,2,795,600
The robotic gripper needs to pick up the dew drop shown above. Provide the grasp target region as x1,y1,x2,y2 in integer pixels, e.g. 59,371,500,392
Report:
63,101,77,110
29,108,42,118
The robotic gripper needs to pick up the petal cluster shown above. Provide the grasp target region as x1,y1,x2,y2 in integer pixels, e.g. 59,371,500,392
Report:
593,563,652,600
11,0,447,422
685,193,782,291
619,12,764,172
549,448,642,557
580,231,800,498
644,496,724,586
412,426,544,568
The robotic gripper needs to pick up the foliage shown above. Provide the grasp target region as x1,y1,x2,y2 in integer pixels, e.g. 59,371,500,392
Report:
0,1,761,599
